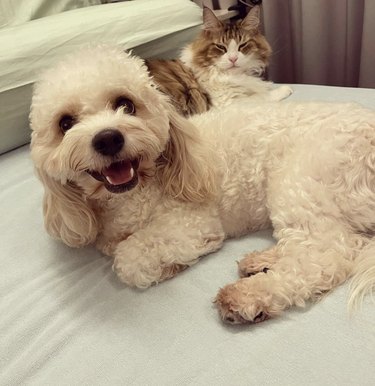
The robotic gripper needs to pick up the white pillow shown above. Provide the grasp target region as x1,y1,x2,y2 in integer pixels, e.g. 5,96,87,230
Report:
0,0,102,27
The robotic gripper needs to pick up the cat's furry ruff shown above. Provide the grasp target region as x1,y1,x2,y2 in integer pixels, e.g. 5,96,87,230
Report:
31,45,375,325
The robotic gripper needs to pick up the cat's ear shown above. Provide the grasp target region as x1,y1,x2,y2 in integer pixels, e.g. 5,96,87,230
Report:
203,7,223,32
241,5,260,31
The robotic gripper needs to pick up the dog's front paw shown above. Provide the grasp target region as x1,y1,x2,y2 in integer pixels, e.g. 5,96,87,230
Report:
96,234,132,257
113,258,161,289
96,240,118,257
113,258,186,288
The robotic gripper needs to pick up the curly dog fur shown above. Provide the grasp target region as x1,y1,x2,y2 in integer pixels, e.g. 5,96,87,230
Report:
30,46,375,324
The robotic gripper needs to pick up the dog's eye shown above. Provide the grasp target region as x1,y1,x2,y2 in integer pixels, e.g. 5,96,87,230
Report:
59,115,75,133
114,97,136,115
214,43,227,52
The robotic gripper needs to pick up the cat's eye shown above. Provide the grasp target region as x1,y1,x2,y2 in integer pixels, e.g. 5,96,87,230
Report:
59,115,76,133
214,43,227,52
114,97,136,115
239,42,249,51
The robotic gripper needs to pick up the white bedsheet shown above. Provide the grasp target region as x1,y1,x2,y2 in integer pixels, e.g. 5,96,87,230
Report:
1,85,375,385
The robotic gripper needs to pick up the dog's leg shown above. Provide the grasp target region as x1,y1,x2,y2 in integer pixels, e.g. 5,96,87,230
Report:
216,144,373,324
215,225,366,324
349,239,375,310
113,205,225,288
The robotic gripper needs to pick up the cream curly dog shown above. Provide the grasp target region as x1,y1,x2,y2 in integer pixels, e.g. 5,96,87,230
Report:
30,46,375,324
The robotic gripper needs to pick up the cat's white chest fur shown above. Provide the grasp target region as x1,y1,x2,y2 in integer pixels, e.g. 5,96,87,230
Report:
198,69,271,107
180,46,292,106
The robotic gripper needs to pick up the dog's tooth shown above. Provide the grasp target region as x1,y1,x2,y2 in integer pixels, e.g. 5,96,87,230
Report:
106,176,115,185
130,167,134,178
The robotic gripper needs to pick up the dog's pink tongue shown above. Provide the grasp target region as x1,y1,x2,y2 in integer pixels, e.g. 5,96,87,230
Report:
103,160,134,185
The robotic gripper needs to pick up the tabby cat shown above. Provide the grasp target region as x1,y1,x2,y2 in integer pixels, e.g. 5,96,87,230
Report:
146,6,292,116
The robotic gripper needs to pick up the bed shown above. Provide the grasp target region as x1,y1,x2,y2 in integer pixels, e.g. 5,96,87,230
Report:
1,0,375,383
1,84,375,385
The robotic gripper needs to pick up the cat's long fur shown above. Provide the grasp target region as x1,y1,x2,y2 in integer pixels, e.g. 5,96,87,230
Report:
145,59,211,117
146,6,291,116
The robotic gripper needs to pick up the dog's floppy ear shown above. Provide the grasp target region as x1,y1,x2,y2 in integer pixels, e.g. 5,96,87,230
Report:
157,110,216,203
36,168,98,248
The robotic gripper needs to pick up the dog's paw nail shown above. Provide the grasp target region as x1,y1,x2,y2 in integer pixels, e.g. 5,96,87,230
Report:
253,312,268,323
254,312,263,321
246,271,257,277
242,267,269,277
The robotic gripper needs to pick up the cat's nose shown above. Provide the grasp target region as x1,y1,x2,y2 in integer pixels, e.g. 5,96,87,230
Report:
229,55,238,63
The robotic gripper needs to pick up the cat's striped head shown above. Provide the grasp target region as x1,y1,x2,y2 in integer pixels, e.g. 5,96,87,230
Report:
181,6,271,77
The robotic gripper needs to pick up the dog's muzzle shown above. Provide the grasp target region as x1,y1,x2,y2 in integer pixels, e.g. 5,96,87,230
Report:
87,159,139,193
87,128,139,193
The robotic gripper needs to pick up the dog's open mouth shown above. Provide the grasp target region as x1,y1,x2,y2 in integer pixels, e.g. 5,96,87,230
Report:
87,159,139,193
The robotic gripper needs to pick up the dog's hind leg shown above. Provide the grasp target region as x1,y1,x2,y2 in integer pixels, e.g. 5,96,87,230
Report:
349,239,375,311
237,246,279,278
215,223,367,324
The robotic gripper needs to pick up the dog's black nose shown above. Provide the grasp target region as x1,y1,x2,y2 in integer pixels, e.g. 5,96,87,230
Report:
92,129,124,156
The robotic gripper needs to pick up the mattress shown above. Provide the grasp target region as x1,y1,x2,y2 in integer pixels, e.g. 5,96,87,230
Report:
1,85,375,386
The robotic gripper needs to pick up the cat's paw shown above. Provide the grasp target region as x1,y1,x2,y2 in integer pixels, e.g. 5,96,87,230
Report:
271,85,293,101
